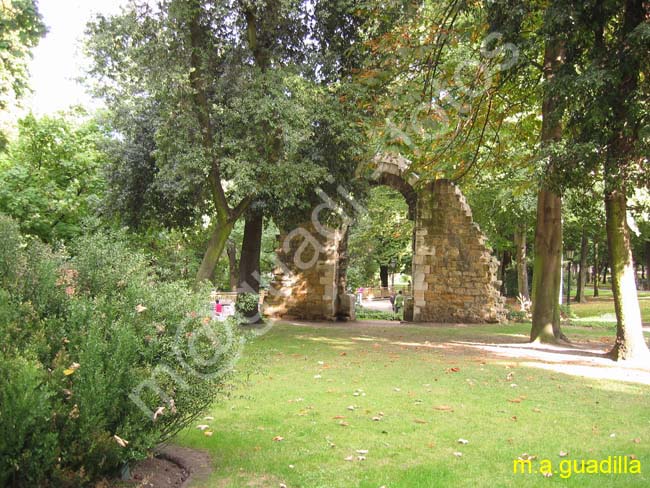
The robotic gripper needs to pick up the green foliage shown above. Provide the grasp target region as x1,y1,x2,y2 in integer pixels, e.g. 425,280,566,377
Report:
0,354,58,487
0,112,106,243
348,186,413,288
85,0,364,231
0,214,241,486
355,305,397,321
235,292,260,320
0,0,46,147
127,227,204,284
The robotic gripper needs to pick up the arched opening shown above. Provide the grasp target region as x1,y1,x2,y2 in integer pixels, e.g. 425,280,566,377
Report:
347,185,414,318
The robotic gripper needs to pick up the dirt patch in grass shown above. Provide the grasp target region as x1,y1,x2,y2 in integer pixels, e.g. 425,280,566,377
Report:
111,445,212,488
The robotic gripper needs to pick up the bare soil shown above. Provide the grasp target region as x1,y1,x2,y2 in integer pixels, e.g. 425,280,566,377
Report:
110,445,212,488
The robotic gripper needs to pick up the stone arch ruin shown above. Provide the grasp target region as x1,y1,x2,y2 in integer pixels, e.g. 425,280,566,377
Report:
264,155,506,323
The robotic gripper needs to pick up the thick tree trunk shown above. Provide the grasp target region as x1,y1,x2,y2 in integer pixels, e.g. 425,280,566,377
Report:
575,228,588,302
227,239,238,291
238,212,264,294
603,0,649,362
605,191,649,361
379,265,389,288
514,225,530,300
593,240,600,297
531,37,566,343
531,189,564,342
237,212,264,323
196,219,235,283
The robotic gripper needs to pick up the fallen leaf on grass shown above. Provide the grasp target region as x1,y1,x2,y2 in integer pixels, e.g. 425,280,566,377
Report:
508,398,522,403
113,435,129,447
338,421,349,427
153,406,165,421
372,416,382,421
632,438,641,444
414,419,428,424
135,304,147,313
204,431,213,437
453,452,463,457
434,405,454,411
197,424,210,431
344,456,354,461
532,408,541,413
559,451,568,457
518,453,537,461
64,362,80,376
356,449,369,454
542,472,553,478
333,415,346,419
273,436,284,442
446,367,461,373
457,439,469,445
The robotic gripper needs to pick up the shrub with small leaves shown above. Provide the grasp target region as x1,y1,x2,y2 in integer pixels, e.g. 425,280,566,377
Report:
235,292,260,323
0,215,242,486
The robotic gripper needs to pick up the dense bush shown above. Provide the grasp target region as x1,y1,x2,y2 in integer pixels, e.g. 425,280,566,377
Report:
0,215,242,486
235,292,260,323
355,305,398,321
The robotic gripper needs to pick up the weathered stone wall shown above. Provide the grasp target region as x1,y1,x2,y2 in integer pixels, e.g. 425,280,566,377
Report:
412,179,506,323
265,155,505,324
264,222,341,321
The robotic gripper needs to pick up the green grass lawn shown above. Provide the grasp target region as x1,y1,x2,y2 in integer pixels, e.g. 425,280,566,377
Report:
569,290,650,326
175,321,650,487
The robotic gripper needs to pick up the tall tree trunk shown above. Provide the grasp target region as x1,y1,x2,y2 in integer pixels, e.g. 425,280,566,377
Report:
196,219,235,283
499,250,512,295
514,224,530,300
227,239,238,291
645,240,650,291
379,265,389,288
575,228,588,302
238,212,264,294
593,239,600,297
605,191,649,361
237,211,264,323
335,225,351,320
189,4,250,284
531,189,564,342
531,36,566,343
603,0,649,362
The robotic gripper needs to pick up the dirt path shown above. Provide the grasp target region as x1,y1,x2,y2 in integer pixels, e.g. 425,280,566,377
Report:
272,318,650,385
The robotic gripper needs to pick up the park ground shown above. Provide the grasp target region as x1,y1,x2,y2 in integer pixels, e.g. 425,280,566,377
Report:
170,291,650,488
